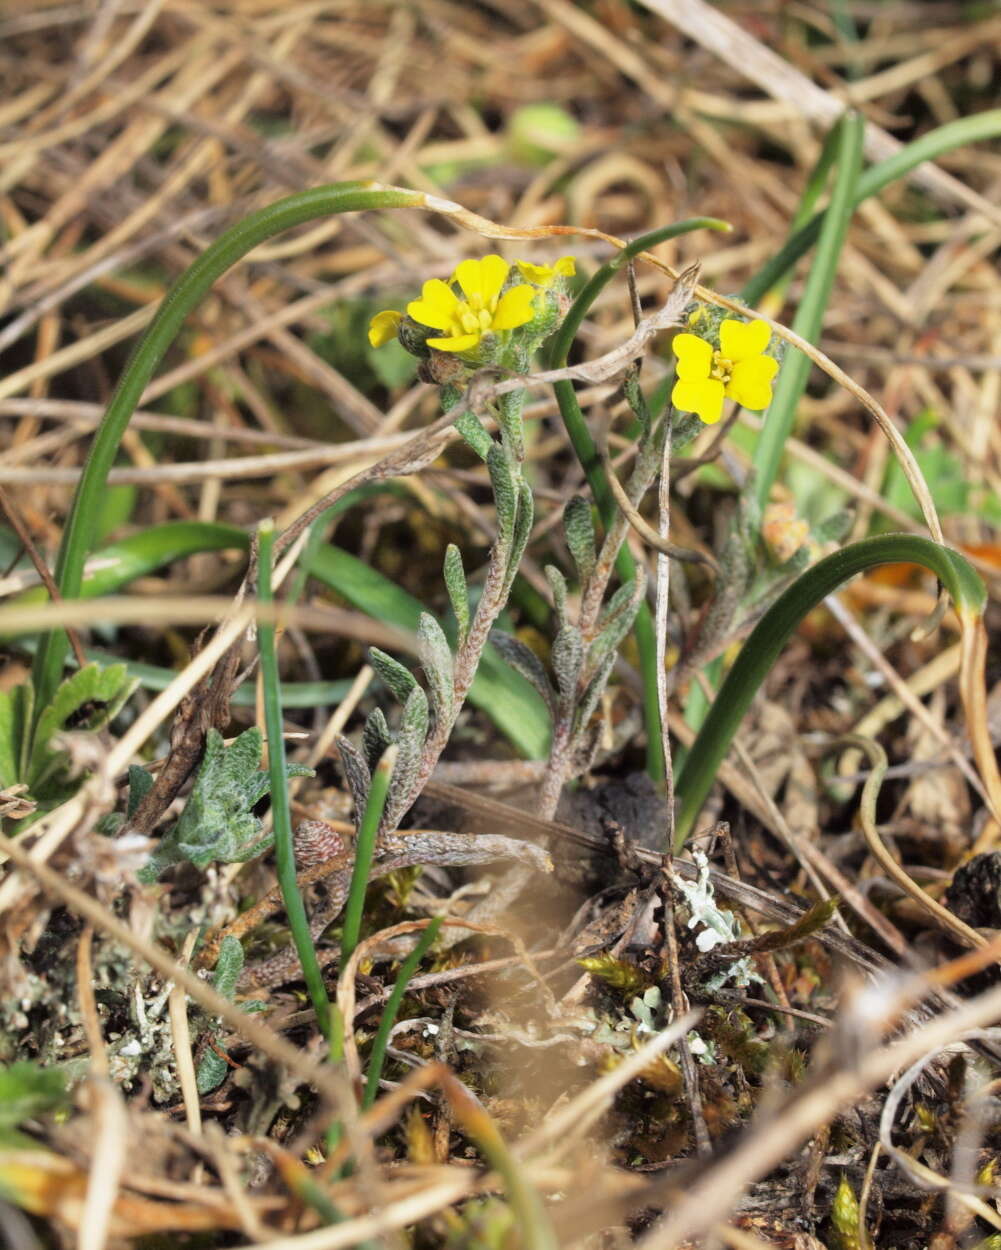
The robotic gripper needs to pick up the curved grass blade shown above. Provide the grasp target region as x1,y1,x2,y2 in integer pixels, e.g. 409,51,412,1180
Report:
34,182,425,714
673,534,990,848
6,522,249,620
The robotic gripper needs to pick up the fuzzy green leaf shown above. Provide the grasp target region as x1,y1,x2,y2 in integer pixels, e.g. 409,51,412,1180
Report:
545,565,569,632
368,647,418,705
502,478,534,599
487,443,517,547
29,664,137,795
590,570,646,667
574,651,616,738
455,409,493,461
382,686,429,831
443,543,470,645
489,631,556,719
362,708,393,773
563,496,596,586
417,612,454,725
551,625,584,712
126,765,154,820
138,727,312,881
336,734,372,817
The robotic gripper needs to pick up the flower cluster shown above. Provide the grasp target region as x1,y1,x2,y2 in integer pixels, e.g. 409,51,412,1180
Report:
671,316,779,425
369,253,575,379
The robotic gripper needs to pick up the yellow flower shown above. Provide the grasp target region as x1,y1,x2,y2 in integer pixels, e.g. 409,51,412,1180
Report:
515,255,576,286
368,309,402,348
671,318,778,425
407,255,536,353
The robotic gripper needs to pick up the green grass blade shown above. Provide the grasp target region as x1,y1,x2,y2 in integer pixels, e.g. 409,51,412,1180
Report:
5,522,249,622
339,743,396,974
33,182,424,714
362,916,442,1108
16,641,353,708
549,218,730,780
742,110,1001,306
257,519,332,1038
753,112,864,510
673,534,985,848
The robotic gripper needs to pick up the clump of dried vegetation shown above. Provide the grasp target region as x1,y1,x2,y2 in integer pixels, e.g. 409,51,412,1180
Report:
2,2,1001,1248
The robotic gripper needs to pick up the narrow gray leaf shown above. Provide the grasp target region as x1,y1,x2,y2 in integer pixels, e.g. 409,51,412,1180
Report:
443,543,470,645
368,647,417,704
418,612,454,725
563,495,596,586
489,630,556,719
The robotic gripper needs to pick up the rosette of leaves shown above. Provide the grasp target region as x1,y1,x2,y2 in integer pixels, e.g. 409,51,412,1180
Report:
137,727,312,882
0,664,136,823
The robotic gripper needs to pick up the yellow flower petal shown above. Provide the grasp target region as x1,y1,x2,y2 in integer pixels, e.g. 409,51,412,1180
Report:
455,255,509,304
719,318,770,362
492,284,536,330
673,333,713,381
453,259,483,302
478,254,510,303
368,309,401,348
426,332,481,353
408,279,460,330
726,355,778,410
672,377,725,424
515,255,575,285
515,260,552,285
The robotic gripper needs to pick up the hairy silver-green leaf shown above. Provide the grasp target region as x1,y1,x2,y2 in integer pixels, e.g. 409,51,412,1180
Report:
137,727,312,882
813,509,853,545
196,936,245,1094
381,686,429,831
497,387,526,463
417,612,454,726
623,368,651,438
368,647,418,705
487,443,517,547
126,765,154,819
455,409,493,461
488,630,556,720
212,935,245,998
545,565,569,632
26,663,137,809
591,567,647,667
563,495,596,587
362,707,393,773
443,543,470,645
502,478,534,599
574,651,616,737
551,625,584,712
336,734,372,817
